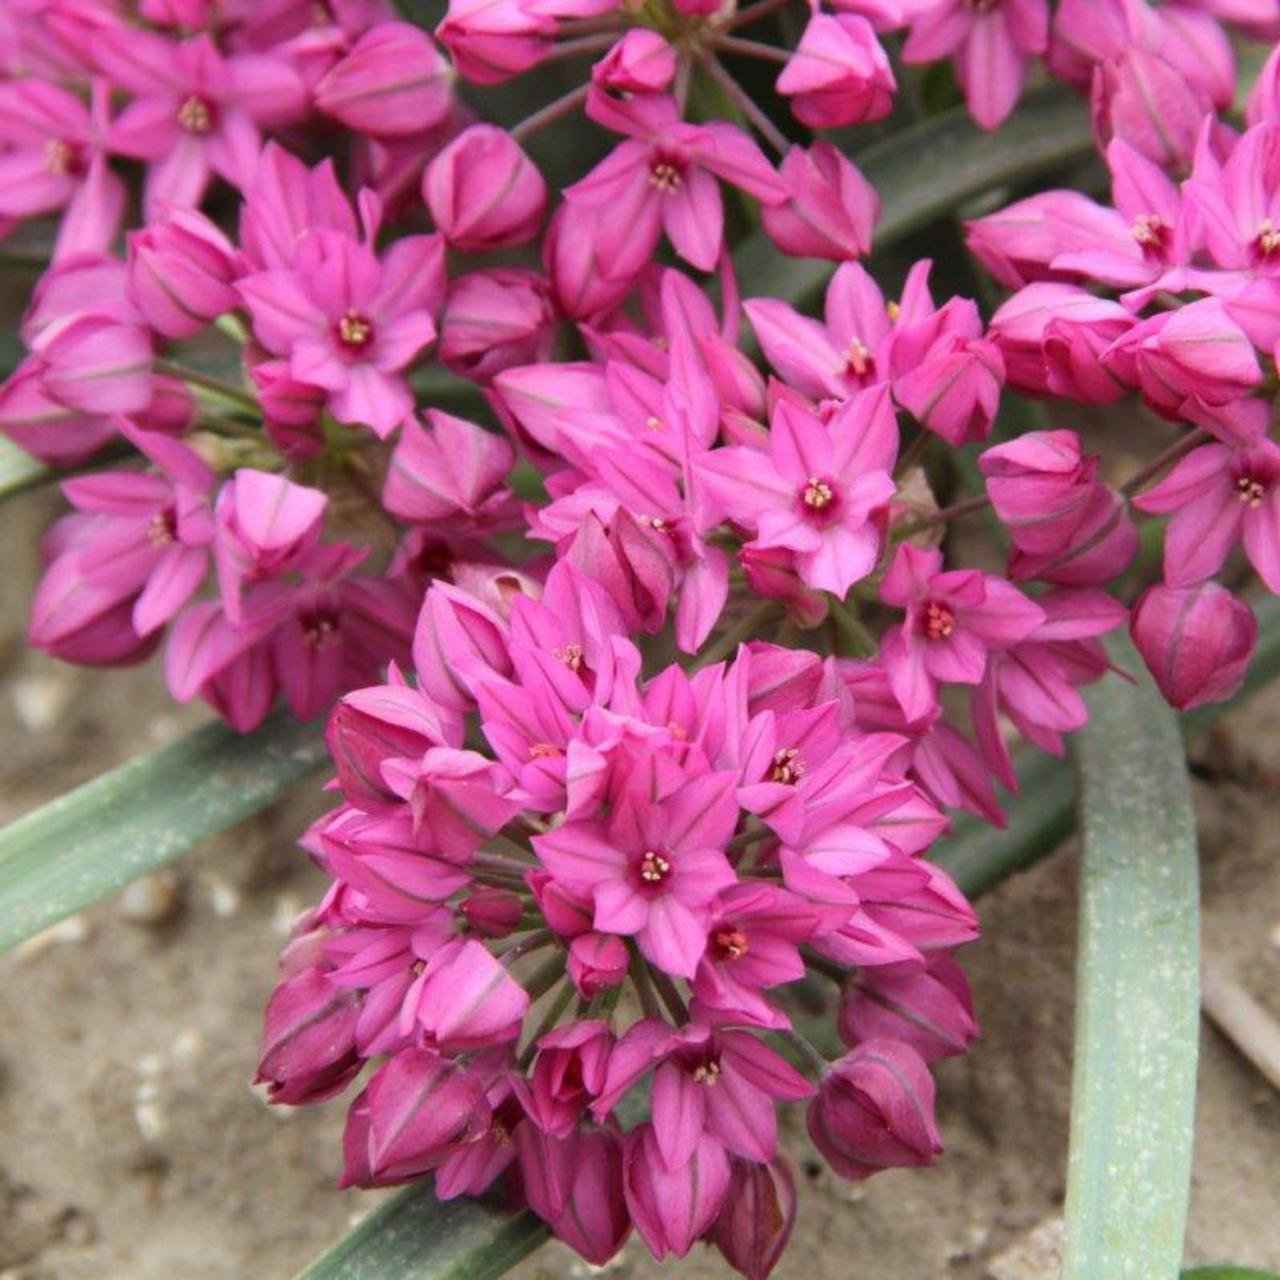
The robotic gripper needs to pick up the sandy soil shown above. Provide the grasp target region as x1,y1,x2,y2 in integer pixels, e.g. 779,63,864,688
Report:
1,490,1278,1280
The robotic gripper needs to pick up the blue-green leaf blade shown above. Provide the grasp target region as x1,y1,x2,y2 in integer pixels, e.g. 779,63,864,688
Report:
0,707,327,951
0,437,51,500
297,1188,547,1280
1061,634,1200,1279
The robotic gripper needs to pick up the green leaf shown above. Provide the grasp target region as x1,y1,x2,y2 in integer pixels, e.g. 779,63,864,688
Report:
0,436,51,500
1182,1269,1280,1279
0,708,327,952
1060,633,1199,1280
733,86,1093,307
298,1187,547,1280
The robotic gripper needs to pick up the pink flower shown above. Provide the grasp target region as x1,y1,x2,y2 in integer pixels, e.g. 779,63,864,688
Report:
517,1019,613,1136
624,1124,730,1259
257,966,360,1105
776,14,896,129
439,268,556,382
880,543,1045,721
533,772,739,978
0,77,123,259
697,390,898,597
1185,122,1280,274
315,22,454,138
807,1039,942,1179
903,0,1049,129
127,204,242,339
99,31,305,211
592,29,676,95
761,142,879,262
566,92,786,274
383,409,518,534
402,938,530,1050
1135,437,1280,590
424,124,546,252
237,226,445,437
1100,298,1262,418
838,958,977,1062
212,469,328,622
435,0,556,85
709,1157,797,1280
1130,581,1256,709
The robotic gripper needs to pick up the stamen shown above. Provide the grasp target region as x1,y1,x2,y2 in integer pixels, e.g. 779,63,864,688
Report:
713,928,749,960
553,643,583,671
924,601,956,640
648,161,683,193
802,477,834,510
639,851,672,884
1236,475,1266,508
769,747,804,784
176,94,215,135
337,308,373,350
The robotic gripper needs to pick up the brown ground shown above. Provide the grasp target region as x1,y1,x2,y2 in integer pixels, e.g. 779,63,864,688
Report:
1,489,1278,1280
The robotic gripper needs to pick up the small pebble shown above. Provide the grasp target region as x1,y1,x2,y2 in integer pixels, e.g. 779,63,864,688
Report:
117,873,182,925
170,1026,204,1067
10,673,75,731
987,1216,1064,1280
205,876,241,919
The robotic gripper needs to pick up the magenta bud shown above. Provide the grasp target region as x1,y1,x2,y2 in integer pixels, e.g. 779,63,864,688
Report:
762,142,878,262
547,1129,631,1265
838,958,977,1062
363,1047,488,1182
527,869,595,939
315,22,454,138
709,1156,798,1280
543,200,635,321
1092,48,1210,172
624,1124,731,1259
564,510,674,636
440,268,556,383
592,29,676,94
424,124,547,253
807,1039,943,1180
1130,582,1257,710
328,682,457,811
127,206,241,340
567,931,629,997
520,1018,613,1135
413,579,513,713
777,14,895,129
257,966,360,1105
460,886,524,937
36,314,154,415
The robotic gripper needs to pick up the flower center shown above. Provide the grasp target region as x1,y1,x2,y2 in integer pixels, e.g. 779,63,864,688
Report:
644,415,665,431
802,476,835,511
1131,213,1168,252
843,337,873,378
301,607,340,648
1236,474,1267,508
963,0,999,9
176,94,216,135
337,308,374,351
924,601,956,640
648,160,683,193
691,1058,721,1086
44,138,84,177
147,509,177,547
1257,218,1280,258
528,742,561,759
769,747,804,784
639,850,672,884
713,927,749,960
552,643,583,671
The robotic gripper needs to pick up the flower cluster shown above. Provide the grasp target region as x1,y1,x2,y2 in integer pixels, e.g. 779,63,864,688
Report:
3,0,1280,1272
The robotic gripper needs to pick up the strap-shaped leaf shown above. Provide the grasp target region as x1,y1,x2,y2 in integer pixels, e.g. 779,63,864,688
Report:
733,86,1093,305
0,708,327,951
1182,1270,1280,1279
1061,633,1199,1279
298,1187,547,1280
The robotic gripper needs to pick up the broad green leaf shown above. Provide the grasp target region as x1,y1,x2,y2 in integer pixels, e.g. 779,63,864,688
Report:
0,437,51,500
1060,632,1199,1280
0,708,327,951
298,1187,547,1280
733,86,1093,306
1183,1269,1280,1279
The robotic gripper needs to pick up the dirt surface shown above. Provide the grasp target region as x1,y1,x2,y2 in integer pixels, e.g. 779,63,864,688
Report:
1,490,1279,1280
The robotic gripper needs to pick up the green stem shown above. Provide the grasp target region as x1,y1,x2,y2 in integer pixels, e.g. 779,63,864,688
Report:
153,359,260,416
694,601,783,670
